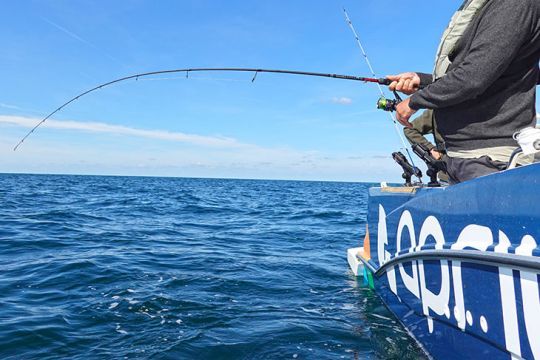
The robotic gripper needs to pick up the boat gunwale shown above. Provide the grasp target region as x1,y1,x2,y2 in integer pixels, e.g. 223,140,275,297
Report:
358,249,540,277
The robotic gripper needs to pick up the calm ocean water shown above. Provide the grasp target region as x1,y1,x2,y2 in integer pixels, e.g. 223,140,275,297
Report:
0,174,425,359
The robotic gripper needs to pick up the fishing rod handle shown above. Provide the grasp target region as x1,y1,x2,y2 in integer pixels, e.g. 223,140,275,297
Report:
380,77,426,89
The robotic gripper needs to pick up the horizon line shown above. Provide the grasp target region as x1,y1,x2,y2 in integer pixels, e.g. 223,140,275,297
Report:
0,170,383,185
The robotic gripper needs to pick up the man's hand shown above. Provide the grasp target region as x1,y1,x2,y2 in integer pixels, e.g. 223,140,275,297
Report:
430,149,442,160
387,72,421,95
395,97,417,127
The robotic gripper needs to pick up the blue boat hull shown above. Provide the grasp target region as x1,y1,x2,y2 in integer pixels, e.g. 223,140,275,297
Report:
358,163,540,359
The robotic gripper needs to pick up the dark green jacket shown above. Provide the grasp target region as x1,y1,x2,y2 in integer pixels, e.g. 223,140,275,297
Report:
403,110,444,151
403,110,449,182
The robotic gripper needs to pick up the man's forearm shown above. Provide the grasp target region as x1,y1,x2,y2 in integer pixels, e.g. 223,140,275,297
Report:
403,127,435,149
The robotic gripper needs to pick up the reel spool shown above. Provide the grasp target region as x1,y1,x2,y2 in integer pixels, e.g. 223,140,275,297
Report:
376,90,403,112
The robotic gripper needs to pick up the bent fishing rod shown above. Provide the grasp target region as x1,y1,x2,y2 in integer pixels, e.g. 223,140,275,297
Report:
13,67,395,151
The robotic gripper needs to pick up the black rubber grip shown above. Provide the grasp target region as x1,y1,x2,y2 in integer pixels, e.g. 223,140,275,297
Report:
381,77,427,89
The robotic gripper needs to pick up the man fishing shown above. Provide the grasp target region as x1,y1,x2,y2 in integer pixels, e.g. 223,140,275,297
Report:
387,0,540,184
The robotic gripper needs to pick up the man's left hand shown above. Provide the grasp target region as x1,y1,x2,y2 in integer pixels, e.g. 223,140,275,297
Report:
395,98,417,127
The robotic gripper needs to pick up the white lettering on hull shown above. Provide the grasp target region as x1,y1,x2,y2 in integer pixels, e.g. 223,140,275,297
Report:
516,236,540,360
417,216,450,333
451,225,493,331
495,231,521,360
396,211,420,299
377,205,540,357
378,205,397,295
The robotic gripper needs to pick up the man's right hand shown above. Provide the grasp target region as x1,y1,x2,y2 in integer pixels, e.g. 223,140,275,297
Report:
430,149,443,160
387,72,421,95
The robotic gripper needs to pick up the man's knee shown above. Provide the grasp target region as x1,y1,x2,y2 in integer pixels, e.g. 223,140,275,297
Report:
444,156,506,184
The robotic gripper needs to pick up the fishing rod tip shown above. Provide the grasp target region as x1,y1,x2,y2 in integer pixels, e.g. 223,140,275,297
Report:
13,139,25,151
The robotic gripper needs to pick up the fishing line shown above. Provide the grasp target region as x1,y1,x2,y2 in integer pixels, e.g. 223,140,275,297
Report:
343,8,419,171
13,68,391,151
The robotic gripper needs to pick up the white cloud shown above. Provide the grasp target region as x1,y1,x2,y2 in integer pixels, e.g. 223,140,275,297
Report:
0,115,399,182
331,97,353,105
0,103,47,115
0,103,21,110
0,115,244,148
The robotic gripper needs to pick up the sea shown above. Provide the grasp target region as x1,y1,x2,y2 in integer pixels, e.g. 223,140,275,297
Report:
0,174,426,359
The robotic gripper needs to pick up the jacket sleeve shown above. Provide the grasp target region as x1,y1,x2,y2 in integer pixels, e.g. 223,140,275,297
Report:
409,0,536,110
417,73,433,87
403,110,437,150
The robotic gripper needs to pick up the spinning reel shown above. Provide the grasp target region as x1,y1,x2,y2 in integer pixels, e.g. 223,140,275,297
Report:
376,91,403,112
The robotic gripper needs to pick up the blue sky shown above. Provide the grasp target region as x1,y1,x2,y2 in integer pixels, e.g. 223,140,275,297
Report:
0,1,537,181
